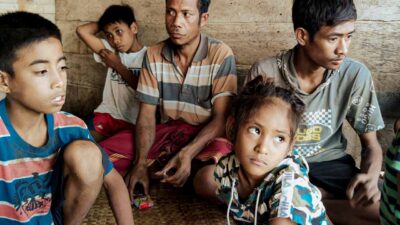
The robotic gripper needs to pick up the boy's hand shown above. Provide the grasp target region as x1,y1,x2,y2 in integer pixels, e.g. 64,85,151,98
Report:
155,151,192,187
124,164,149,202
346,173,380,208
99,48,122,69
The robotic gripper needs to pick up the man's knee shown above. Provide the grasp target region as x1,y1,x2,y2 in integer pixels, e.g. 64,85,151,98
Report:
63,140,103,184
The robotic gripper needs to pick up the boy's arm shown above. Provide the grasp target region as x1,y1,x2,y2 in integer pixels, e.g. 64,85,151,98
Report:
98,49,139,89
76,22,139,89
76,22,105,54
103,169,134,225
347,132,382,207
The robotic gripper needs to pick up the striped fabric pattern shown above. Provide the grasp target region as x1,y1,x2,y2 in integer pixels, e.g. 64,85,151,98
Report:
381,131,400,225
137,34,237,126
0,99,112,224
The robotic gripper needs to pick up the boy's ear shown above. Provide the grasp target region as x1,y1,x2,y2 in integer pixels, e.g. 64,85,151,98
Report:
295,27,309,46
130,22,138,34
199,12,209,28
226,116,235,141
0,71,11,93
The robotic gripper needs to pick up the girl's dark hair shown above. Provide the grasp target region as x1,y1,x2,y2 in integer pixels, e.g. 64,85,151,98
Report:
292,0,357,40
98,4,136,32
231,76,305,139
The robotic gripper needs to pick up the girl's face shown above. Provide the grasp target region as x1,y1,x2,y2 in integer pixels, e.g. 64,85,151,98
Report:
234,98,294,185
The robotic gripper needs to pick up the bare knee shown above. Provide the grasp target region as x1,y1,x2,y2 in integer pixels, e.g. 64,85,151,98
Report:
193,165,218,201
63,140,103,185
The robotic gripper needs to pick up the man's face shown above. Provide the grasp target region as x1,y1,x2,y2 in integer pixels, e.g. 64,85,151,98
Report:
104,21,137,53
4,37,67,115
303,20,355,70
165,0,208,46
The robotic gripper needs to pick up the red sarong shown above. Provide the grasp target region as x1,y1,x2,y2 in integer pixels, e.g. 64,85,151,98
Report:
100,120,232,176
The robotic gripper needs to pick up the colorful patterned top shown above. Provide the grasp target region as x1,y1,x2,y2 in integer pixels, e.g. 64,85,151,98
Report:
381,130,400,225
247,47,384,162
0,99,112,224
214,151,328,225
137,33,237,126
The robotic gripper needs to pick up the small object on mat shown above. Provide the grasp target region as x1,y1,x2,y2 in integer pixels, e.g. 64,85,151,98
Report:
133,195,154,209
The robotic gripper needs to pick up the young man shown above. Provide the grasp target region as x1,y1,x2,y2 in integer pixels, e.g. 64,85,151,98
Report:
100,0,237,199
0,11,133,225
246,0,384,224
76,4,146,143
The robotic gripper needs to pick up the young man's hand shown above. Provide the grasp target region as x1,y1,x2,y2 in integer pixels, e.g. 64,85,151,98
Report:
155,151,192,187
124,164,149,203
99,48,122,69
346,172,380,208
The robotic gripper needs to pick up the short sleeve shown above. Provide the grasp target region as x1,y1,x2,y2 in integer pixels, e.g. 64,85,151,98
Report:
93,39,115,64
246,61,265,85
55,112,113,176
346,68,384,133
269,172,328,225
211,50,237,103
136,52,160,105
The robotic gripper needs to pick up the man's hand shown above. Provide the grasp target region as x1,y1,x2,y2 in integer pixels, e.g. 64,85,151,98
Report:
99,48,121,69
155,151,192,187
124,164,149,202
346,172,380,208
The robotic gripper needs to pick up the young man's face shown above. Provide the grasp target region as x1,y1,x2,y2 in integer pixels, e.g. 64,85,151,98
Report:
104,21,137,53
3,37,67,114
234,99,293,184
302,20,355,70
165,0,207,46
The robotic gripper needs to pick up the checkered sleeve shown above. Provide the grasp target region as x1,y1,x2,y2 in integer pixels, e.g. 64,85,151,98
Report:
269,172,328,225
136,51,160,105
346,67,384,133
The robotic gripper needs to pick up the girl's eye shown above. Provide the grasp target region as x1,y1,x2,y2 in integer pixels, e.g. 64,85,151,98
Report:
106,34,113,39
273,136,285,143
166,9,175,16
249,127,260,135
116,29,123,35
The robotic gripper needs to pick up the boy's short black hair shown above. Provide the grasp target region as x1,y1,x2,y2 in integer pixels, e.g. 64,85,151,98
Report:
0,11,61,76
292,0,357,40
165,0,210,14
231,76,305,140
98,4,136,32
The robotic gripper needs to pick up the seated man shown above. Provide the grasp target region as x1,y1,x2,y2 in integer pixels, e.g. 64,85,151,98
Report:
246,0,384,224
100,0,237,199
0,11,133,225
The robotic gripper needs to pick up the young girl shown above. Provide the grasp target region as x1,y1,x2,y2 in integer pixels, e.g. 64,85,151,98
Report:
212,76,329,225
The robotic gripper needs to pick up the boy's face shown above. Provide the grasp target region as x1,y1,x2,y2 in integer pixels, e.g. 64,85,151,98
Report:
104,21,137,53
301,20,355,70
1,37,67,114
165,0,208,46
234,99,293,184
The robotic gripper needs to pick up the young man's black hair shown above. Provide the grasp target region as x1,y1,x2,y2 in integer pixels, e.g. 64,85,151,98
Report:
98,4,136,31
0,11,61,76
292,0,357,40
